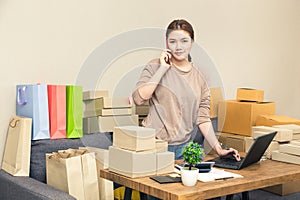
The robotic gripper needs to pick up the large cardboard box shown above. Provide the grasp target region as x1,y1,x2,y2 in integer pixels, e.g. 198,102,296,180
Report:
218,132,246,152
218,100,275,136
236,88,264,102
83,115,138,133
113,126,156,152
156,151,174,175
210,87,224,118
108,146,156,178
85,97,132,110
256,115,300,127
83,90,109,101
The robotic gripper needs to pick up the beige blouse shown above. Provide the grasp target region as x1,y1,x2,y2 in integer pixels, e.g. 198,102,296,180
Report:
132,58,211,145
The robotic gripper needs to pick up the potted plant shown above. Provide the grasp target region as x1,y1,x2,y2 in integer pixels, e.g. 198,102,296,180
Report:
181,142,205,186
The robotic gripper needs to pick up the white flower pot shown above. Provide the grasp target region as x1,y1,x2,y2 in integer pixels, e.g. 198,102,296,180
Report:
181,167,198,186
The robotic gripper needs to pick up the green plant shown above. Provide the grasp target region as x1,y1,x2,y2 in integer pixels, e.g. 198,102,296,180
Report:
182,142,205,170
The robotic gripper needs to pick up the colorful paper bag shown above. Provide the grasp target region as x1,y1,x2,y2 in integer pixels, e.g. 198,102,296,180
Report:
66,85,83,138
47,85,66,139
2,116,32,176
16,84,50,140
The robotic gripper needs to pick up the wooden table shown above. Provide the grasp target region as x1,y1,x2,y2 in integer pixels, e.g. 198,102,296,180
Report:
100,159,300,200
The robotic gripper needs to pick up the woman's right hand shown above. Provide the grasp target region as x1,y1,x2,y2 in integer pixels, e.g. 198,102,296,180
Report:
160,49,172,67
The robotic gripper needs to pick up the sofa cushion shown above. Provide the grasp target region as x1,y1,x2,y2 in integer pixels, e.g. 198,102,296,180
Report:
30,132,112,183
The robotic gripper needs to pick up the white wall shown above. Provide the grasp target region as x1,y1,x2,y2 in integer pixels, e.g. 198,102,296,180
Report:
1,0,299,165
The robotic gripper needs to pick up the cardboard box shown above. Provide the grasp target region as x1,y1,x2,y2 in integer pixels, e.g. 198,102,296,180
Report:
135,105,150,116
155,139,168,153
218,100,275,136
279,144,300,156
263,181,300,196
210,87,224,118
108,146,156,178
256,115,300,127
252,126,293,142
271,150,300,165
273,124,300,134
218,132,246,152
291,140,300,146
244,137,254,153
83,108,132,118
156,151,174,175
236,88,264,102
83,115,138,133
83,90,109,100
85,97,132,110
113,126,156,152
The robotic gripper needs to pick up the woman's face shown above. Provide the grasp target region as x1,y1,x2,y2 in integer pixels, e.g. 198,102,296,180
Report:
166,30,193,62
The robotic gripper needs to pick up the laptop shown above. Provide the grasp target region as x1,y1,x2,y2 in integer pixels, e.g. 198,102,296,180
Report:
208,131,277,170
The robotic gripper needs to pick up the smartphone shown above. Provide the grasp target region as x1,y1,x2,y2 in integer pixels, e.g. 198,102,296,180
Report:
164,54,171,65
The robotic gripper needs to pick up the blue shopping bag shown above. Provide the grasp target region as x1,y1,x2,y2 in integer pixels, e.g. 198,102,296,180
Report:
16,84,50,140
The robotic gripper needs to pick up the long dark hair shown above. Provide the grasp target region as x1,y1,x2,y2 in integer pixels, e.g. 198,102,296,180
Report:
166,19,194,62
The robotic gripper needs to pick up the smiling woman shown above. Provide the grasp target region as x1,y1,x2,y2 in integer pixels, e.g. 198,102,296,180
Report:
132,19,240,162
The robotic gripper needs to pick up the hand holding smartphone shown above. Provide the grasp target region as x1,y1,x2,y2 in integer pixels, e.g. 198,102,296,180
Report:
161,49,172,66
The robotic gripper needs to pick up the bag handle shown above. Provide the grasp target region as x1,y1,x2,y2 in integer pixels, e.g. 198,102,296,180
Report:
9,118,19,128
17,86,28,106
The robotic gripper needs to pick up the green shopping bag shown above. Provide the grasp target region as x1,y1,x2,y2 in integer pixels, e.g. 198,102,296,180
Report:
66,85,83,138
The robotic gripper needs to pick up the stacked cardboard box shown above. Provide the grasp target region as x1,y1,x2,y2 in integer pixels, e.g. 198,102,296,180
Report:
218,88,276,136
264,127,300,195
82,90,138,133
135,100,150,126
109,126,174,178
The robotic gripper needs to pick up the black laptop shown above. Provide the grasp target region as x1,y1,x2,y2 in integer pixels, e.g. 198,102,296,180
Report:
208,131,277,170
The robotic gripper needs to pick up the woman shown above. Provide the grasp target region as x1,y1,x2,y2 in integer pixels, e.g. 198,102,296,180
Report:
132,19,240,161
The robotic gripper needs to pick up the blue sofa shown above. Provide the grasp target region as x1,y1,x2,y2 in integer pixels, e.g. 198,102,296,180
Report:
0,132,113,200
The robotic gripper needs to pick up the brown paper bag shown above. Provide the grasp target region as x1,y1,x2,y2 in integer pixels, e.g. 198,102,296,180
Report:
80,147,113,200
46,149,99,200
2,116,32,176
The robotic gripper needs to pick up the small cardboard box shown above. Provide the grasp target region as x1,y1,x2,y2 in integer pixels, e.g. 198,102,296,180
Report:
252,126,293,142
83,108,132,118
218,100,275,136
135,105,150,116
82,90,109,101
156,151,174,175
256,115,300,127
271,150,300,165
85,97,132,110
210,87,224,118
263,181,300,196
273,124,300,134
236,88,264,102
155,139,168,153
218,132,246,152
83,115,138,133
108,146,156,178
279,144,300,156
113,126,156,151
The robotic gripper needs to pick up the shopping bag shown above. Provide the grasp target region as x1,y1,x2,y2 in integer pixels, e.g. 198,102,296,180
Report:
46,149,99,200
80,147,113,200
2,116,32,176
47,85,66,139
16,84,50,140
66,85,83,138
